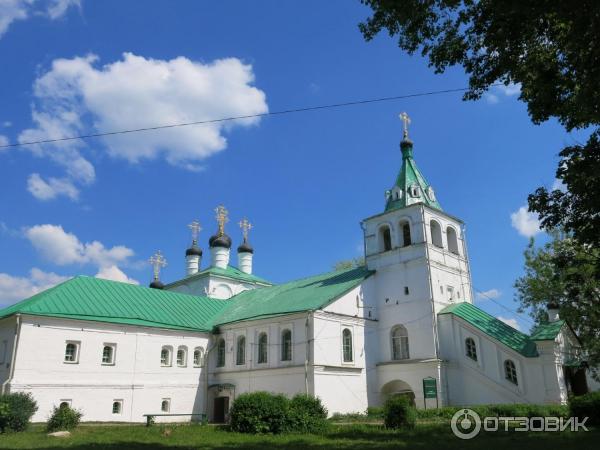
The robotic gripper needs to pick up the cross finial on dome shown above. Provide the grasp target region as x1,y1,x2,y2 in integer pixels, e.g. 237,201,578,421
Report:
149,250,167,280
399,111,411,139
215,205,229,236
188,220,202,244
239,218,253,242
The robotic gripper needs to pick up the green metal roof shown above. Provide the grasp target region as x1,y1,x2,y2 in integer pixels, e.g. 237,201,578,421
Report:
385,140,442,212
211,266,374,326
165,265,272,289
439,302,539,357
0,276,227,332
529,320,565,341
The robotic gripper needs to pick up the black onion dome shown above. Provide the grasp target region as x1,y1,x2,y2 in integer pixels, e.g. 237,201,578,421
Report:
209,233,232,249
185,244,203,257
237,241,254,254
149,279,164,289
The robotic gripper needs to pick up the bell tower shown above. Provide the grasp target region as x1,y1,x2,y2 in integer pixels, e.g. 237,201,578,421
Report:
362,113,473,363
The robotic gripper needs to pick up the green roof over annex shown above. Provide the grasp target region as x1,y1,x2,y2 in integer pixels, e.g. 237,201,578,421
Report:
0,276,227,332
529,320,566,341
439,302,539,357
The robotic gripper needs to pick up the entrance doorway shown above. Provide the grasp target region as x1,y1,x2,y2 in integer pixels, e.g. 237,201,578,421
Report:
213,396,229,423
565,366,589,396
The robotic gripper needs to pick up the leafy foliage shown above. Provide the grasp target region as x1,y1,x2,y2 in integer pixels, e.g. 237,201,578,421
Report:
229,392,328,434
514,233,600,373
0,392,38,433
415,404,568,420
333,257,365,271
46,404,82,432
383,396,416,430
569,391,600,426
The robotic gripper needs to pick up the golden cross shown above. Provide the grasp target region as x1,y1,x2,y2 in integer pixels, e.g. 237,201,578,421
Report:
149,250,167,280
188,220,202,243
399,111,411,138
214,205,229,236
239,218,253,241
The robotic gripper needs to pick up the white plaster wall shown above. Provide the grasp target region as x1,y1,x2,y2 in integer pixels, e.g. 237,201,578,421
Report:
0,316,16,389
167,274,258,300
8,315,209,423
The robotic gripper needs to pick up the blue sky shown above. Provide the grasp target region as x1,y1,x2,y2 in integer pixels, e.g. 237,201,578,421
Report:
0,0,583,331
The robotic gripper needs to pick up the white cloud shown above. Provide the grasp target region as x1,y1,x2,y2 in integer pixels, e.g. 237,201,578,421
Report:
95,265,138,285
18,52,268,199
497,316,521,331
0,0,79,39
510,206,541,238
0,134,8,152
476,289,501,300
486,82,521,105
25,224,134,269
27,173,79,200
0,268,69,304
2,121,11,127
497,83,521,96
485,93,499,104
551,179,566,192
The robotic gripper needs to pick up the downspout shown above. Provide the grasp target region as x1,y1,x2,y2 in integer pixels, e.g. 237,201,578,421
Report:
461,223,475,303
2,314,22,394
305,312,311,395
421,208,440,360
360,221,367,265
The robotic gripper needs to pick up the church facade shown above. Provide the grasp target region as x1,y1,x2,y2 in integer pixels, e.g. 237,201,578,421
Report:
0,122,593,423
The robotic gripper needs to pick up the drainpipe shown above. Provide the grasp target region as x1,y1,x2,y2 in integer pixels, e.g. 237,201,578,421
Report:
305,312,313,395
2,314,22,394
460,223,474,303
421,208,440,360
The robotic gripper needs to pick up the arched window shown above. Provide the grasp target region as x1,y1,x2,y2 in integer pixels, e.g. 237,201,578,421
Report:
64,342,78,363
430,220,443,248
160,346,172,367
379,225,392,252
400,221,411,247
216,338,226,368
447,226,459,255
112,401,122,414
281,329,292,361
257,332,268,364
102,344,115,365
59,401,70,409
342,328,353,362
193,347,204,367
236,336,246,365
391,325,410,360
465,338,477,361
176,346,187,367
504,360,518,385
161,399,170,413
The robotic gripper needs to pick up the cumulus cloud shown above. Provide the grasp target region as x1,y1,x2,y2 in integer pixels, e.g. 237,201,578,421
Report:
0,0,79,39
27,173,79,200
18,52,268,199
25,224,134,269
0,134,8,148
95,265,138,285
476,289,501,300
497,316,521,331
510,206,541,238
0,268,69,304
485,82,521,105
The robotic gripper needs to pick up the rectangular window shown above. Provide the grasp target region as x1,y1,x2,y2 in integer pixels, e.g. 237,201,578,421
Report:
404,286,409,295
102,344,116,365
64,341,80,363
446,286,454,302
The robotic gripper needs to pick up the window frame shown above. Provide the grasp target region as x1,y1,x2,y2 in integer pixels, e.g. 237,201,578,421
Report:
64,341,80,364
160,346,173,367
101,343,116,365
504,359,518,385
257,332,268,364
216,338,226,368
465,337,477,361
193,347,204,367
391,325,410,361
176,346,188,368
281,329,292,362
236,336,246,366
161,398,171,413
342,327,354,363
446,226,460,255
112,400,123,415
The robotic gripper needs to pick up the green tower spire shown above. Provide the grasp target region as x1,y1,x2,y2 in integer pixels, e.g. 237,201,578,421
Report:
384,113,442,212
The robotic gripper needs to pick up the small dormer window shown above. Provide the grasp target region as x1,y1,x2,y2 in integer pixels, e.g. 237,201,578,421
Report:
385,190,392,201
409,185,420,197
427,186,436,201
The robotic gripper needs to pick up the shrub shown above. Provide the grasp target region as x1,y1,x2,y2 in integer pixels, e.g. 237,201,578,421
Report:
0,392,38,432
288,394,328,433
415,404,569,421
569,391,600,426
383,396,416,430
366,406,384,418
47,404,83,432
229,392,290,434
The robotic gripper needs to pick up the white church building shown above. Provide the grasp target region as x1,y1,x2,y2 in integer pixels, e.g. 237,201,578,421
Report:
0,120,592,423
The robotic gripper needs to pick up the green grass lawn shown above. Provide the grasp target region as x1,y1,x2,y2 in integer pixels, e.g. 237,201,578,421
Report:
0,423,597,450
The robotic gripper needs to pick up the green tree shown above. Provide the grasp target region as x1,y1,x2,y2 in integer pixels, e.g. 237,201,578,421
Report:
359,0,600,243
333,257,365,271
514,233,600,373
